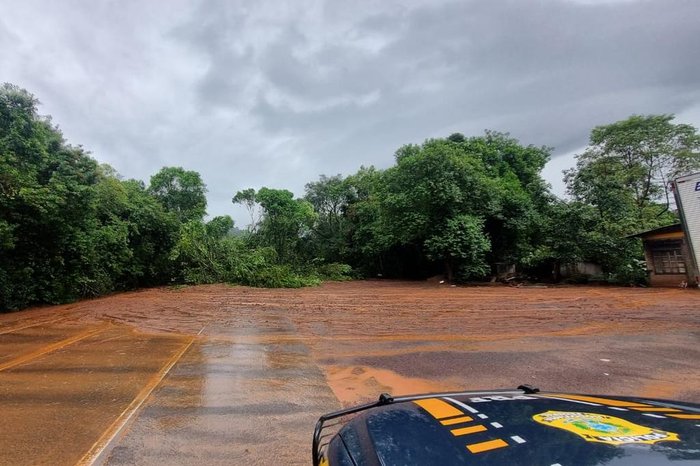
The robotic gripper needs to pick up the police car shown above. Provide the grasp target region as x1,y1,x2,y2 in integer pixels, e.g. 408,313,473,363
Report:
313,386,700,465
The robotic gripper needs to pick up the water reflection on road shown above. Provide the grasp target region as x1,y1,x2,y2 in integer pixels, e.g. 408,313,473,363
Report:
105,311,338,465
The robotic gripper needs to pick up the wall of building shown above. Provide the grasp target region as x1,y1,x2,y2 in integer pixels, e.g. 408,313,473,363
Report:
649,272,688,287
561,262,603,277
642,235,690,287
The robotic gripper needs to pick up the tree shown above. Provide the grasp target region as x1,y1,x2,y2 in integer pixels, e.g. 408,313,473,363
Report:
463,131,551,265
148,167,207,223
117,178,180,287
343,166,391,275
447,132,466,143
566,114,700,223
206,215,234,239
383,139,492,245
2,83,335,312
255,188,316,264
376,133,551,280
379,139,492,278
565,155,636,231
557,115,698,284
527,201,599,280
0,84,107,308
304,174,355,263
424,215,491,281
1,84,189,310
232,188,260,232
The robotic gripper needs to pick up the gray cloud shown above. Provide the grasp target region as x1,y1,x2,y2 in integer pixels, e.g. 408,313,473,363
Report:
2,0,699,225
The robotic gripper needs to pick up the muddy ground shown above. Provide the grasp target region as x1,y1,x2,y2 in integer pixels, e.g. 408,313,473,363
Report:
0,281,698,465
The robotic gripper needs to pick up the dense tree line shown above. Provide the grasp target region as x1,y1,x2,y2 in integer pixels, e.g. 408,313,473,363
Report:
2,84,699,311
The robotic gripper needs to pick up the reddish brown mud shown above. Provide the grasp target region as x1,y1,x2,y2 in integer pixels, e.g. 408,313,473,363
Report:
0,281,698,465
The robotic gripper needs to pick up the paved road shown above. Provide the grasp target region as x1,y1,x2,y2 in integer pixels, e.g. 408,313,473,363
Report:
0,282,698,465
106,313,338,465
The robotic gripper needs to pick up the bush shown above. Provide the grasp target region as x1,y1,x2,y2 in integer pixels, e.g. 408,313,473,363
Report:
562,274,589,285
316,262,353,281
170,224,322,288
606,258,648,286
243,264,321,288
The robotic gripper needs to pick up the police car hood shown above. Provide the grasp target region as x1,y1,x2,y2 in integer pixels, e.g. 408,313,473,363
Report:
326,391,700,465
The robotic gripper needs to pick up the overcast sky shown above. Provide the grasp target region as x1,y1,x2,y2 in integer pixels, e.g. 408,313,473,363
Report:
2,0,700,225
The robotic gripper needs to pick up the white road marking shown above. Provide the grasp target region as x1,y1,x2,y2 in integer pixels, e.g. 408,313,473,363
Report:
643,413,666,419
478,413,488,419
608,407,628,411
443,397,479,414
540,396,601,406
0,316,69,335
490,422,503,428
511,435,526,444
77,327,205,466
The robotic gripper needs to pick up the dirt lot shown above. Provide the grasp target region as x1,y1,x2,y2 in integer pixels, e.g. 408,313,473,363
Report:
0,281,698,465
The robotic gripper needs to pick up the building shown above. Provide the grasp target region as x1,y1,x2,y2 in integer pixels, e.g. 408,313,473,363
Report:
672,172,700,287
630,224,693,287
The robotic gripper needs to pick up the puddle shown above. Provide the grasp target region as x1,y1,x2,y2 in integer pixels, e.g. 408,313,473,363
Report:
324,365,456,406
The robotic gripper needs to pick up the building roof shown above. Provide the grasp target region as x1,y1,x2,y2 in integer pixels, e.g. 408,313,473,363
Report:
627,223,683,239
674,171,700,183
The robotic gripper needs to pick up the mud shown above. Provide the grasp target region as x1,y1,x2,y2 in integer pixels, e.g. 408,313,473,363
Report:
0,281,698,465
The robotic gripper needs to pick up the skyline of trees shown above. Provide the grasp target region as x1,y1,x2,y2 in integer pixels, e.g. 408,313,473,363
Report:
2,83,699,311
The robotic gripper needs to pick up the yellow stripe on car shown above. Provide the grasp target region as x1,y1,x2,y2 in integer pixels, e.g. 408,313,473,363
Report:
467,438,509,453
414,398,464,419
441,416,474,426
451,425,487,436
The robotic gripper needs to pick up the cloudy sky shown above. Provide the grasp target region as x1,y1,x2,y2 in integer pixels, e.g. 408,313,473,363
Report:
2,0,700,224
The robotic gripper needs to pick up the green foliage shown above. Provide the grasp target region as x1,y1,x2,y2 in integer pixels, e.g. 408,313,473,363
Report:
605,258,648,286
0,78,325,311
232,188,259,232
1,83,107,308
254,187,317,264
4,83,698,311
206,215,234,239
148,166,207,223
304,174,355,264
527,201,597,266
342,166,391,273
315,262,354,281
364,133,550,279
424,215,491,281
559,114,699,284
172,220,249,284
170,219,320,288
566,114,700,224
243,264,321,288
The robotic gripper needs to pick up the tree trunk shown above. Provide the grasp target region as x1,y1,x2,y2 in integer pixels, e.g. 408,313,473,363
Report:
445,259,454,283
553,261,562,283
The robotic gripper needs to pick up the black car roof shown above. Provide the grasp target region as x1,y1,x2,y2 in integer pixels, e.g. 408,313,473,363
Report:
317,389,700,466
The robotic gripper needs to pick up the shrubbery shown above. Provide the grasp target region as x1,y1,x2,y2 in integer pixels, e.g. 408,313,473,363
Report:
0,85,340,311
315,262,354,281
2,83,699,311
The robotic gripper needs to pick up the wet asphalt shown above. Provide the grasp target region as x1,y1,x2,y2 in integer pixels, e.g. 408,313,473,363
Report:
104,317,339,465
0,282,697,465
